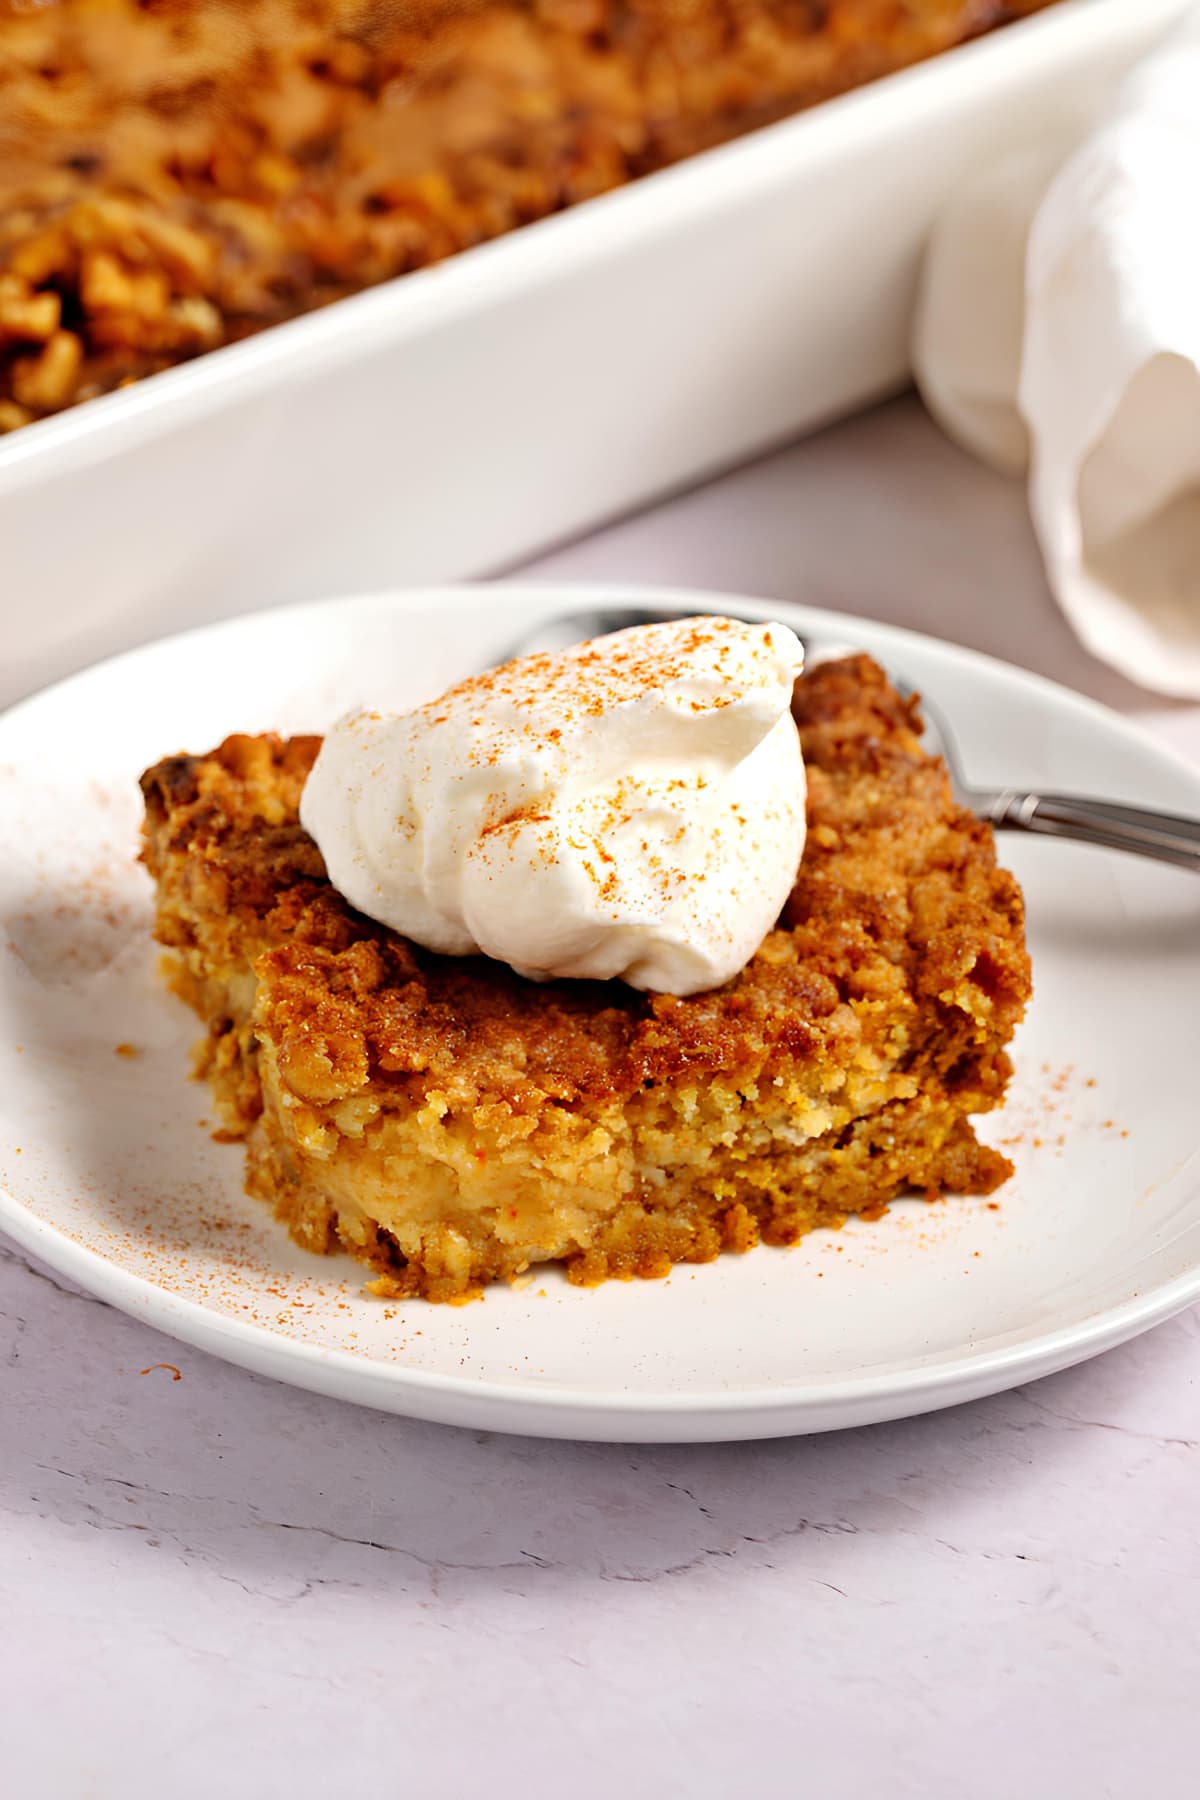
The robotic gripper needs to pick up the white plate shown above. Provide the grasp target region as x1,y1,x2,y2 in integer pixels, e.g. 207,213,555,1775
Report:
1,584,1198,1441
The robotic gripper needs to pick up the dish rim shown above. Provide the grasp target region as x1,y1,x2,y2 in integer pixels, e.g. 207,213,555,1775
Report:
0,0,1142,493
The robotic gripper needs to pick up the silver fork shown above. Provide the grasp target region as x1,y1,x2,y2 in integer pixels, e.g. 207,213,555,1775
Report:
496,606,1200,875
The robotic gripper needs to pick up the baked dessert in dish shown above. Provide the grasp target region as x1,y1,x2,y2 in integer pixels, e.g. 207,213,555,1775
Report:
140,647,1031,1301
1,0,1062,431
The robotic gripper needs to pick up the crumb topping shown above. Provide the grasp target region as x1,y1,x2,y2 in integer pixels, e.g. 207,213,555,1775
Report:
140,655,1031,1109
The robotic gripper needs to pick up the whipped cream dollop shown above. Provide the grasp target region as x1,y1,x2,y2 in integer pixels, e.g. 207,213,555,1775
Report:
300,615,807,996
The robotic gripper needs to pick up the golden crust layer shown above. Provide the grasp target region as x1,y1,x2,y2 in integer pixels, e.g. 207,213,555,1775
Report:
140,653,1030,1300
2,0,1060,428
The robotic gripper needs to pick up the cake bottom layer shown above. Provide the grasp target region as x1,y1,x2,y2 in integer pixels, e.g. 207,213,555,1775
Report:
181,958,1011,1302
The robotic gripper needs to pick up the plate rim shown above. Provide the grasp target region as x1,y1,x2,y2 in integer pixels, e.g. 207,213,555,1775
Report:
2,1189,1199,1432
8,577,1200,801
3,579,1200,1436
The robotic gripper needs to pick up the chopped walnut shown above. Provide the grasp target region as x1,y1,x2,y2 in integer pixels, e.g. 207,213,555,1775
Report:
10,330,84,410
0,275,61,346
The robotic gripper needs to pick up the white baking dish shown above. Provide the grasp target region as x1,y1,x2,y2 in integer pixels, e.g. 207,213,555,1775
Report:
1,0,1190,696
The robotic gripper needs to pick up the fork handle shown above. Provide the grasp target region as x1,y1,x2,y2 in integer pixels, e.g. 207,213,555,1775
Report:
980,790,1200,872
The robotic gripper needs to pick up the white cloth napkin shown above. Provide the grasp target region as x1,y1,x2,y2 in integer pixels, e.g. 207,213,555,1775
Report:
914,11,1200,698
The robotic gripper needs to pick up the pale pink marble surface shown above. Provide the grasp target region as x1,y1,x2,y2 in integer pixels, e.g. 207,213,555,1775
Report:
3,396,1198,1798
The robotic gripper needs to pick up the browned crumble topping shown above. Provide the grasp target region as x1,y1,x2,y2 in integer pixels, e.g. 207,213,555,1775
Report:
2,0,1060,428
